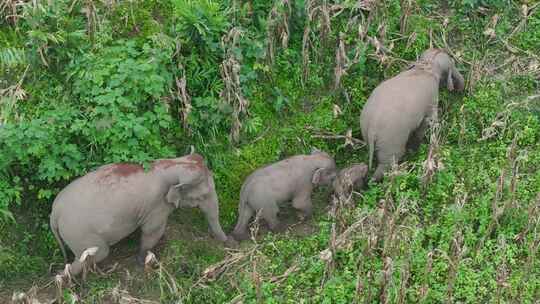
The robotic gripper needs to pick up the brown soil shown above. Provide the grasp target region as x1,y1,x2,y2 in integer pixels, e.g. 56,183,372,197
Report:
0,192,330,303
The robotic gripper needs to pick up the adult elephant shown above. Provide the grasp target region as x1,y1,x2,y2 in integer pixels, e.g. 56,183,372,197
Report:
360,48,465,181
50,154,233,275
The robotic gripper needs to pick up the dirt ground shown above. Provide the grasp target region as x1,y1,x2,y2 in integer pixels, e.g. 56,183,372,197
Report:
1,197,328,303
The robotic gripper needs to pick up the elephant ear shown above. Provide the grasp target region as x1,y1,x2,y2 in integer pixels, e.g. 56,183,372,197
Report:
446,71,454,91
312,168,336,185
166,184,183,208
166,169,207,208
446,68,455,91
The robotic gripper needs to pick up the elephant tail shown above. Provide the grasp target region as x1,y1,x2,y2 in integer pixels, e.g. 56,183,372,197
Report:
50,210,68,264
231,187,254,240
368,132,375,171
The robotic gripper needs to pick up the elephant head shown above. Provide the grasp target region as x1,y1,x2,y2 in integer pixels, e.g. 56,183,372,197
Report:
162,155,229,243
310,149,337,186
419,48,465,92
332,163,368,199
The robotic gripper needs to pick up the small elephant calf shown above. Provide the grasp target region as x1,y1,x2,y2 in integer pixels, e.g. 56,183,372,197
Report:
231,150,337,241
332,163,368,202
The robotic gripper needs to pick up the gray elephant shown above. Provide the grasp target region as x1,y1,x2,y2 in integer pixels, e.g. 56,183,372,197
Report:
231,150,337,240
50,154,232,275
360,48,465,181
332,163,368,201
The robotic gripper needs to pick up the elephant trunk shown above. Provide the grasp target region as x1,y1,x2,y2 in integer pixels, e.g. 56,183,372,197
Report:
202,193,228,242
450,65,465,92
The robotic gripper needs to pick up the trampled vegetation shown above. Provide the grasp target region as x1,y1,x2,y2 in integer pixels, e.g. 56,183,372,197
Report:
1,0,540,303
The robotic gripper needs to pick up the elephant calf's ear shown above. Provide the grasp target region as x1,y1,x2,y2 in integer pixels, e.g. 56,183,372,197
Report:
447,69,455,91
166,184,183,208
313,168,336,184
312,168,324,184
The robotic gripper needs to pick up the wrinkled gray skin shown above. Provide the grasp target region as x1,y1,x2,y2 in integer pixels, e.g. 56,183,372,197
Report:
231,150,337,240
332,163,368,200
360,48,465,181
50,154,232,276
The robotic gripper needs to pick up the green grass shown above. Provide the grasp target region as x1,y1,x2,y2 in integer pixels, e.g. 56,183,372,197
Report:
1,0,540,303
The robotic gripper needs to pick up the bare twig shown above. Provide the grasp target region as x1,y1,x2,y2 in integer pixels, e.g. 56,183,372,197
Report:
309,127,366,149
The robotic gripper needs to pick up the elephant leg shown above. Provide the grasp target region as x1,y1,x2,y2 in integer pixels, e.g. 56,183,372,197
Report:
407,119,428,152
137,221,167,266
231,203,255,241
261,203,285,233
292,194,313,220
69,237,110,276
372,142,406,182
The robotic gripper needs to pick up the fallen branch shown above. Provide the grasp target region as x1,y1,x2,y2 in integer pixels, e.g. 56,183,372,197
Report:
310,128,366,149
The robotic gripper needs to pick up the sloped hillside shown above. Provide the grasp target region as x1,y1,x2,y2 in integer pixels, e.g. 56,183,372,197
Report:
1,0,539,303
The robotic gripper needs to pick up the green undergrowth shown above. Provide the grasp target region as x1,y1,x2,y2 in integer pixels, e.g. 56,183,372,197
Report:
1,0,540,303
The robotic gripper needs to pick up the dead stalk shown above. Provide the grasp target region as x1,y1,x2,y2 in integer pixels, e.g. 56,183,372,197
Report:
421,121,445,187
333,32,348,90
418,251,433,303
82,0,99,38
476,136,519,253
310,127,366,149
110,284,159,304
446,230,466,304
458,103,466,146
0,64,28,124
495,261,509,303
266,0,291,65
379,256,393,304
515,194,540,243
321,197,339,286
355,222,378,304
514,194,540,302
144,252,183,299
301,0,346,86
252,256,262,303
220,27,249,143
399,0,412,34
480,95,540,141
397,254,411,304
173,67,192,134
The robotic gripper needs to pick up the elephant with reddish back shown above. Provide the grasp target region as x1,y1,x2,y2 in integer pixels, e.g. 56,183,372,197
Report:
50,154,233,275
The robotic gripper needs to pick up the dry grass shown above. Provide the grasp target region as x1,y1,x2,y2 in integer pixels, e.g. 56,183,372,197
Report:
475,136,520,253
174,71,192,134
480,95,540,141
266,0,291,65
220,27,249,143
421,121,445,187
445,229,466,304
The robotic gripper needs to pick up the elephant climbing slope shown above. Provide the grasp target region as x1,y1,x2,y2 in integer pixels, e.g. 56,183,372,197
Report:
360,48,465,181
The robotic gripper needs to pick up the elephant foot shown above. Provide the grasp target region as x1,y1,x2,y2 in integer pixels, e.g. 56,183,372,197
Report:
231,230,250,241
225,236,239,248
269,222,287,233
136,251,147,267
297,209,313,221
